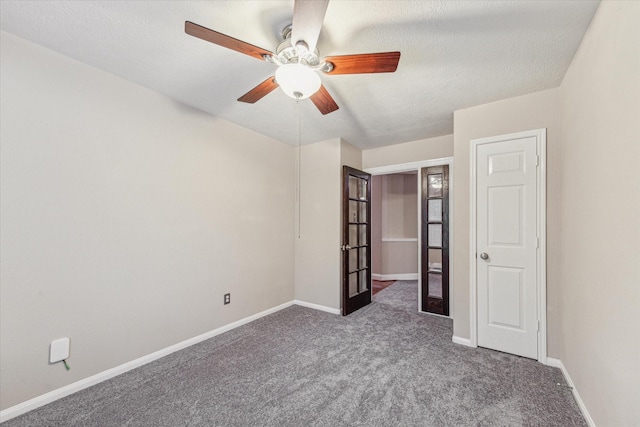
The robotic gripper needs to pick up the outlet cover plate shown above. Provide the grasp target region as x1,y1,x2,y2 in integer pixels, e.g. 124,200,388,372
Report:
50,337,70,363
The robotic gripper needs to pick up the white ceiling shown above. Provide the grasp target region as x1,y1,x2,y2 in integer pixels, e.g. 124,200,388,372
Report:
0,0,599,149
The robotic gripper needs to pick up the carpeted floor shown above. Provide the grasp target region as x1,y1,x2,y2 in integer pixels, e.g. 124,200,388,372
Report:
373,279,419,311
4,281,586,426
371,279,395,295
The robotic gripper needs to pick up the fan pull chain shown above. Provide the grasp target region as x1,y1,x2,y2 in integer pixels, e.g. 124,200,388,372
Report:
297,100,302,239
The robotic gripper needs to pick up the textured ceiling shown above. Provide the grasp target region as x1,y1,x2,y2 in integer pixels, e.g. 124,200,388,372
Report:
0,1,599,149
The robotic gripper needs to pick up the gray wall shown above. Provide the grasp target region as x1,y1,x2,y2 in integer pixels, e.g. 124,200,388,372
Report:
294,138,362,310
363,135,453,168
294,138,341,309
0,32,295,410
556,2,639,425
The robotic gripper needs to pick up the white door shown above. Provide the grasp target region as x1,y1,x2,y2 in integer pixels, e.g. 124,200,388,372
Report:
476,133,540,359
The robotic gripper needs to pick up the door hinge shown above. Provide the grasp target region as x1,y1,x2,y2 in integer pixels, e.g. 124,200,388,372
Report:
536,238,540,248
536,155,540,166
537,320,540,332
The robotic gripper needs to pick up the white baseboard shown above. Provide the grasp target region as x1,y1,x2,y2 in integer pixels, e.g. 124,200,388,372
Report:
452,335,474,347
546,357,595,427
0,301,295,423
372,273,418,281
293,300,341,315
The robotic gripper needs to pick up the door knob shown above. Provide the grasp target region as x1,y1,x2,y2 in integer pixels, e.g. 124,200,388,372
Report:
480,253,489,260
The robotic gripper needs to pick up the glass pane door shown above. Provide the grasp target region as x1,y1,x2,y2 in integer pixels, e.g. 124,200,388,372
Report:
421,165,450,316
342,166,372,315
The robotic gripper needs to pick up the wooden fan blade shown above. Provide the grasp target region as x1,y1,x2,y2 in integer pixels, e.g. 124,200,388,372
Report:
185,21,273,61
324,52,401,75
238,76,279,103
291,0,329,53
310,85,339,115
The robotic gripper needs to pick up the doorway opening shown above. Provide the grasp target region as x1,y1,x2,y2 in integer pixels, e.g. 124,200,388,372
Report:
365,158,454,316
370,171,419,310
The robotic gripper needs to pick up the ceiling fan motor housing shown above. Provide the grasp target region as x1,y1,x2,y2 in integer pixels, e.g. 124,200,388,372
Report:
273,26,320,67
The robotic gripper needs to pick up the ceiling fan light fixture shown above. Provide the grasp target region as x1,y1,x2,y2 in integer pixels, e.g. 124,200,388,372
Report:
275,63,321,99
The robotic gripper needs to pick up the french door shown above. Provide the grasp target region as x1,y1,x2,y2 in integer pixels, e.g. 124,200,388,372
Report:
421,165,450,316
341,166,372,315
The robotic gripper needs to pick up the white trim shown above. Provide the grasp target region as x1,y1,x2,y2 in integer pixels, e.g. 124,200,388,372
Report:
365,157,454,316
381,237,418,242
364,157,454,176
0,301,295,423
546,358,596,427
452,336,474,347
469,128,547,362
537,134,548,364
446,161,454,318
372,273,418,281
292,300,341,315
470,137,479,347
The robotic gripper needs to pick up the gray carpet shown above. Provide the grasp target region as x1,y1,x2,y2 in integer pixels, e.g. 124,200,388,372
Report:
373,279,420,312
4,281,586,426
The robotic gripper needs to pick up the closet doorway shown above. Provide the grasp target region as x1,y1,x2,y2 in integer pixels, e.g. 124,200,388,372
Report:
365,158,454,316
370,170,418,285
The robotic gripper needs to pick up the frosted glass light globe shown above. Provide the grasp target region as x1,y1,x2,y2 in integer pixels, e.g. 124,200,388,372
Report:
275,63,321,99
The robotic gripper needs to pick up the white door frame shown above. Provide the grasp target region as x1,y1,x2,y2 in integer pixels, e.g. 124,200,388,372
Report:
364,157,454,317
470,129,547,363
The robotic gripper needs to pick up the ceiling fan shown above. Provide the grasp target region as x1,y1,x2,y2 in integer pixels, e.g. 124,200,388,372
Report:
185,0,400,115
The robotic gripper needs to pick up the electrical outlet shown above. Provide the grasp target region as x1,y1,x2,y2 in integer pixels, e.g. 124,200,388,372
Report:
224,293,230,305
